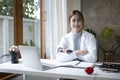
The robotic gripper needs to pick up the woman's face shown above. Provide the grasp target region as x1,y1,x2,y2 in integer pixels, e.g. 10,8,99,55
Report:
70,14,84,33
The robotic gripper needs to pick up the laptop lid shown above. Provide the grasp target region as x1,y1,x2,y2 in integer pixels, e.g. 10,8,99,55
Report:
18,45,43,70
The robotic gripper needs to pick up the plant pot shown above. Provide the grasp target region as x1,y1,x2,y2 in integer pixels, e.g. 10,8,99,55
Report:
104,51,115,62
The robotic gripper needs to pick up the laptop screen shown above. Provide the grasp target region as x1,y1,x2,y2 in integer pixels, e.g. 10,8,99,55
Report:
18,45,43,70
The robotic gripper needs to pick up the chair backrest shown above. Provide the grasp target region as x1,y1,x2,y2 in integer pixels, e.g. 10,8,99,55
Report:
85,28,99,61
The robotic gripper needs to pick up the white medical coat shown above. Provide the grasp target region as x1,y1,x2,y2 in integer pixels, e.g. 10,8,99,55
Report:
56,30,97,62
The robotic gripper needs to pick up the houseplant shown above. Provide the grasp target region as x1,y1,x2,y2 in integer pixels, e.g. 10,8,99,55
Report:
100,27,120,62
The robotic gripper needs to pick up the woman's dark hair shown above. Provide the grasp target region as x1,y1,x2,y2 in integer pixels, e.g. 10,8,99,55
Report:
68,10,84,23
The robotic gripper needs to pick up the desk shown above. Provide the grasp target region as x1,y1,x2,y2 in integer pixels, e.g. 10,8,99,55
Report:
0,59,120,80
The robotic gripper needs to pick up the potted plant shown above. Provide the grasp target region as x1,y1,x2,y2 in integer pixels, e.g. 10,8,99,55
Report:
100,27,120,62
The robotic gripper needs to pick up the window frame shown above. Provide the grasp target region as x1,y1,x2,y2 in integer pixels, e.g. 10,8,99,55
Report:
40,0,46,58
14,0,23,46
14,0,46,58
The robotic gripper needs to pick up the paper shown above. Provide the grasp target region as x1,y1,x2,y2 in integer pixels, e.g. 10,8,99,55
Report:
41,59,94,68
58,60,80,67
76,62,94,68
41,59,80,67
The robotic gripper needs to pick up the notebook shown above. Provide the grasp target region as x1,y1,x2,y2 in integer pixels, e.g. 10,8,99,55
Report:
18,45,58,71
97,62,120,72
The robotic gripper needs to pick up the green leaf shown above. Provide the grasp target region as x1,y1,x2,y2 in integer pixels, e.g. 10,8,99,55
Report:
30,40,35,46
101,27,114,39
28,26,34,32
115,35,120,43
0,0,39,18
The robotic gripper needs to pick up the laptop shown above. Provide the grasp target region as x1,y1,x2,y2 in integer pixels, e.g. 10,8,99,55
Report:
18,45,58,71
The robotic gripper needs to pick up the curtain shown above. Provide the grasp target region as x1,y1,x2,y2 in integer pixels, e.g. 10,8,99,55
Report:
46,0,67,59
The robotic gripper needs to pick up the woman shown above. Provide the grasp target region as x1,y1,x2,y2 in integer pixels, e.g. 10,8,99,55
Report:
56,10,97,63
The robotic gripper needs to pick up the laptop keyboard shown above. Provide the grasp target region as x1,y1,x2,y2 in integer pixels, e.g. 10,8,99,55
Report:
42,65,52,70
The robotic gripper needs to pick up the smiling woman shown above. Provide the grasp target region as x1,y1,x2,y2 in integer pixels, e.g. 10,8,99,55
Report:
56,10,97,63
45,0,83,60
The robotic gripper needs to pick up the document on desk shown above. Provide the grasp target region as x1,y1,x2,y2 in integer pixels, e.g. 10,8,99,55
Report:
60,62,94,69
75,62,95,68
55,61,95,69
41,59,94,69
41,59,80,67
58,60,80,67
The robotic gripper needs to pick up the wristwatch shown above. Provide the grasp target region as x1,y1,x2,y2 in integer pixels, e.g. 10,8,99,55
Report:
66,50,73,54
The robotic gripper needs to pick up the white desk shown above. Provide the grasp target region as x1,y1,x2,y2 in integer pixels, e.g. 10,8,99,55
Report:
0,59,120,80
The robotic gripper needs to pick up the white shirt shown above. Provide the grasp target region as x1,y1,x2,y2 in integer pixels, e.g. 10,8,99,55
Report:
56,30,97,62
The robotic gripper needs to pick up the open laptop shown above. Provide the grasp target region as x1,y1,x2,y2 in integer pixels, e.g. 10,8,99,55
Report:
18,45,58,71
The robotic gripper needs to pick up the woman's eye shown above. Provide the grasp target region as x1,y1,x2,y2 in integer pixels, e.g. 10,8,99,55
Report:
72,19,81,22
71,18,82,23
72,19,76,22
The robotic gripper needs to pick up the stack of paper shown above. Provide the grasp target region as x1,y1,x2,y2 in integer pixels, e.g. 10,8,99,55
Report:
75,62,95,68
41,59,94,68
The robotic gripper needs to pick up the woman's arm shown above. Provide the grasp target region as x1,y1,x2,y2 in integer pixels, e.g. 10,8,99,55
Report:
74,50,88,55
76,36,97,62
56,36,77,62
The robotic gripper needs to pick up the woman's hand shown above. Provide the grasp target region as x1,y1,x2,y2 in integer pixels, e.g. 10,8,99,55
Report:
57,47,73,54
63,48,71,53
74,50,88,55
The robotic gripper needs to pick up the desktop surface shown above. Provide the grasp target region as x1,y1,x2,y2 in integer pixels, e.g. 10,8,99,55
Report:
0,59,120,80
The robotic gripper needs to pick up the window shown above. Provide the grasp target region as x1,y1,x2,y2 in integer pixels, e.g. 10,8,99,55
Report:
0,0,68,60
0,0,41,57
22,0,41,56
0,0,14,56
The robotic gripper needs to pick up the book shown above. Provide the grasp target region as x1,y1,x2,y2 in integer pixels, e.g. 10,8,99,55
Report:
97,62,120,72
